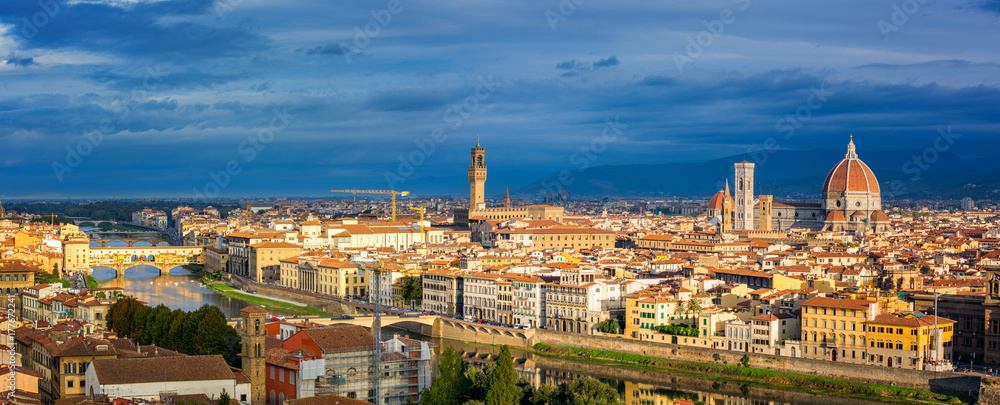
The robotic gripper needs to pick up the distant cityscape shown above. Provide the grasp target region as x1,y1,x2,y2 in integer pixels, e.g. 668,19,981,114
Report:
3,0,1000,404
0,139,999,405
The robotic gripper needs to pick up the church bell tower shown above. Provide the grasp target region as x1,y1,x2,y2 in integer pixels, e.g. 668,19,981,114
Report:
734,160,755,230
240,305,268,405
469,140,487,210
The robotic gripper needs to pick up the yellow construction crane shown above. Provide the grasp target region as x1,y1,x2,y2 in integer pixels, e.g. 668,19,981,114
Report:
408,206,426,244
331,189,410,220
40,213,59,226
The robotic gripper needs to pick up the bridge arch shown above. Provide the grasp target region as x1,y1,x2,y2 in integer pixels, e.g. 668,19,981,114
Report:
89,263,187,279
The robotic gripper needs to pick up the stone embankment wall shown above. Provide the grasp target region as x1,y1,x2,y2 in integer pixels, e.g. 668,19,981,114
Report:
980,379,1000,405
520,329,981,398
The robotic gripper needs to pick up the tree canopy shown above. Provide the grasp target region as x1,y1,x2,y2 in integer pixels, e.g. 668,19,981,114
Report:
106,300,242,366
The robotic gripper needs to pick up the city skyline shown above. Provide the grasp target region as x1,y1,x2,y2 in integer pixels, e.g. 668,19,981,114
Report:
1,0,999,198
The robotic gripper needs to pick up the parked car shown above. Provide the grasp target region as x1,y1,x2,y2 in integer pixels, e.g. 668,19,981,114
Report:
339,315,354,320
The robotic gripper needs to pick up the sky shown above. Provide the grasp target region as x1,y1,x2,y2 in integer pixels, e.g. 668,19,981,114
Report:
0,0,998,199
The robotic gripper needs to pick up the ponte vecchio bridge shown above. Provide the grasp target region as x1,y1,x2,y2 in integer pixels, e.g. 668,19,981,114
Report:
66,245,207,278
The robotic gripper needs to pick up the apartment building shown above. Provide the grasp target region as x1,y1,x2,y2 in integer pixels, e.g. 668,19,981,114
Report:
800,297,878,364
421,269,462,315
462,273,500,322
866,312,955,370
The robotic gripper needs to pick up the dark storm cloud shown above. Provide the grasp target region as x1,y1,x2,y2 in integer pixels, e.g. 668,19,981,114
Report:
0,0,266,61
304,44,347,56
0,0,998,197
556,55,619,72
973,0,1000,13
639,76,677,86
855,60,1000,69
84,68,243,91
592,56,619,68
4,56,33,67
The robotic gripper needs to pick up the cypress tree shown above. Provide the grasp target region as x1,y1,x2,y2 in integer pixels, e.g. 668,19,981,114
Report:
484,346,521,405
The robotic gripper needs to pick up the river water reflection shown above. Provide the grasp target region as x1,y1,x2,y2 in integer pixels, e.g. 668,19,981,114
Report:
419,337,889,405
91,266,258,318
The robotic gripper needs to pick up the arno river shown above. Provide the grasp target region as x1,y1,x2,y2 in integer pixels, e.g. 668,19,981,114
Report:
90,265,256,318
85,238,890,405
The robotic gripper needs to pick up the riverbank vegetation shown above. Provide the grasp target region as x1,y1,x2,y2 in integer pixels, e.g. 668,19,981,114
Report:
531,344,967,404
202,280,332,317
653,324,699,336
420,345,621,405
107,298,241,366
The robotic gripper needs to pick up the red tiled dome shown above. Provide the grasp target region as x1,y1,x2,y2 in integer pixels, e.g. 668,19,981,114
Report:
851,210,867,219
871,210,890,222
823,137,880,194
708,188,733,210
825,210,847,222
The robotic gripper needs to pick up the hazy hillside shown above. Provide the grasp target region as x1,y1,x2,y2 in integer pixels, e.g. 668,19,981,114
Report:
516,149,1000,199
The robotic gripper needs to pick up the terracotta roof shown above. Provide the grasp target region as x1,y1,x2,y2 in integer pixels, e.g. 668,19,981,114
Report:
712,268,773,279
249,241,302,249
241,305,267,315
871,210,890,222
825,211,847,222
91,355,234,385
870,313,955,328
303,325,374,354
822,140,880,194
801,297,872,310
707,189,733,210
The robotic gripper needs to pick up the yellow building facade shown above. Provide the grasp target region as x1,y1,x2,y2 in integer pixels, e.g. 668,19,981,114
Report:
800,297,876,364
866,312,955,369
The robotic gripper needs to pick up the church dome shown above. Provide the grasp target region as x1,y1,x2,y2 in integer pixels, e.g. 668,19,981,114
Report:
871,210,890,223
851,210,867,220
823,136,880,194
707,191,732,210
708,180,733,210
825,210,846,222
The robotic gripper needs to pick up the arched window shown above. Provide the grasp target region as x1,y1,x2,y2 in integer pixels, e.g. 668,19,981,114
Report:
270,390,275,405
255,319,261,334
279,393,284,405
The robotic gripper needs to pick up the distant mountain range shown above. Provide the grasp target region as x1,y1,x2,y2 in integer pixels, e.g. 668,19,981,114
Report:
515,149,1000,201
